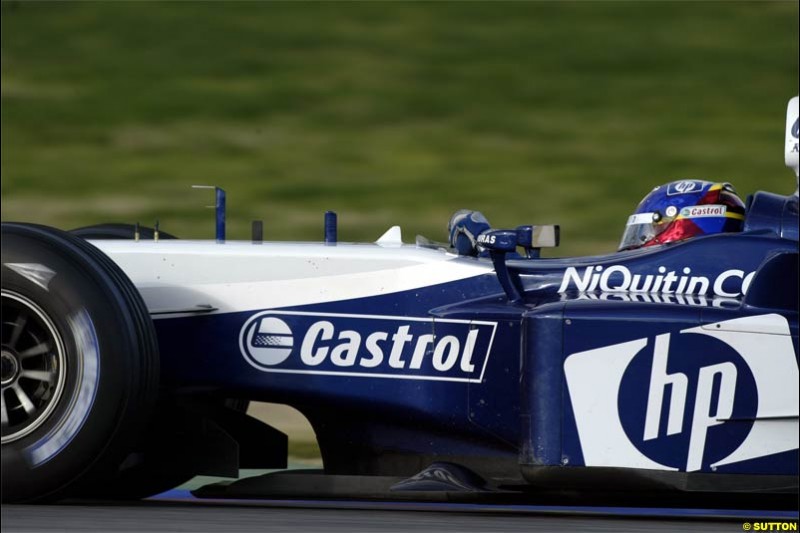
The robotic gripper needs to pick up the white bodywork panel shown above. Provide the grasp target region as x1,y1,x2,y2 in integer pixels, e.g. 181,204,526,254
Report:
565,314,799,472
90,240,492,317
785,95,798,180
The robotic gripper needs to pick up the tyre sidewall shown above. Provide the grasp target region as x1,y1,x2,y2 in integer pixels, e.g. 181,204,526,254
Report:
2,229,143,501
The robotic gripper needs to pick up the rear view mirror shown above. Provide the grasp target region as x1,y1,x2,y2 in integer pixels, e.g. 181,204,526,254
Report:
517,225,560,248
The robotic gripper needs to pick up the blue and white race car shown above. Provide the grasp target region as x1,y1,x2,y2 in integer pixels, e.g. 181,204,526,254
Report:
2,98,798,503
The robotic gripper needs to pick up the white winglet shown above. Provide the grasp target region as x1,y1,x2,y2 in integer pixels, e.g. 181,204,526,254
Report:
785,96,798,186
376,226,403,246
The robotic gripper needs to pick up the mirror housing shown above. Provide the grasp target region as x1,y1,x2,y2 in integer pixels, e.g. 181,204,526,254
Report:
476,230,517,253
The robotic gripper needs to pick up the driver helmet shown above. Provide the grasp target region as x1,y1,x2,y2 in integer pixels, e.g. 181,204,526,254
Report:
619,180,746,251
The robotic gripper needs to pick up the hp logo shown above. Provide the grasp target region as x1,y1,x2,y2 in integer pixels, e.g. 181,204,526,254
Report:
618,331,757,472
667,180,704,196
564,314,797,473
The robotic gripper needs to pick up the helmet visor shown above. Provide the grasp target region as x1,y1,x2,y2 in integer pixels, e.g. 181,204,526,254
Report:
619,212,669,250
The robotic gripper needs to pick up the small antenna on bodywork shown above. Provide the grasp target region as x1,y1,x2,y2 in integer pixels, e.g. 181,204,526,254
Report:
325,211,337,245
192,186,226,243
252,220,263,244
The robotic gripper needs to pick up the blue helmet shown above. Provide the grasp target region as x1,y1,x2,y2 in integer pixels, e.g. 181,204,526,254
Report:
619,180,746,251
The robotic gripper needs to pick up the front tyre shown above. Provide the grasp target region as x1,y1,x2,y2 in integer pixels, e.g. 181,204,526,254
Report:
1,223,158,502
70,222,250,499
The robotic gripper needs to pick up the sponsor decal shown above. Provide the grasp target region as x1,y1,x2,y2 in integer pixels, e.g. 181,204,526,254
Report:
558,265,755,297
792,118,799,139
564,314,799,472
665,206,678,218
239,311,497,383
667,180,703,196
569,292,740,309
620,331,754,472
245,316,294,366
476,233,496,245
679,204,726,219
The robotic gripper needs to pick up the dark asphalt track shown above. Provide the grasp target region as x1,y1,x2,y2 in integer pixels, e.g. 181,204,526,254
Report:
0,502,764,533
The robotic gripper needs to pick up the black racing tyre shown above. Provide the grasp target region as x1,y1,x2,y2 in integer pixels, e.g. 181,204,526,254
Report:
69,223,248,500
70,223,176,241
1,222,159,502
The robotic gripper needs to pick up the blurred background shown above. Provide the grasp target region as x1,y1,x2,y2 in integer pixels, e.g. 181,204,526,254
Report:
2,2,798,256
2,1,798,464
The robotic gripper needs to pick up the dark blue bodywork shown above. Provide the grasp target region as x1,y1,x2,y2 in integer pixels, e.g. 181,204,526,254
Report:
155,192,799,490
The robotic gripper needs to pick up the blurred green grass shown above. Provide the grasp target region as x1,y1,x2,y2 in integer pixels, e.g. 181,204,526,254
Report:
2,1,797,255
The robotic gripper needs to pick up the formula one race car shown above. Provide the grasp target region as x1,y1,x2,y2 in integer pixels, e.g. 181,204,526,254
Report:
2,98,798,503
